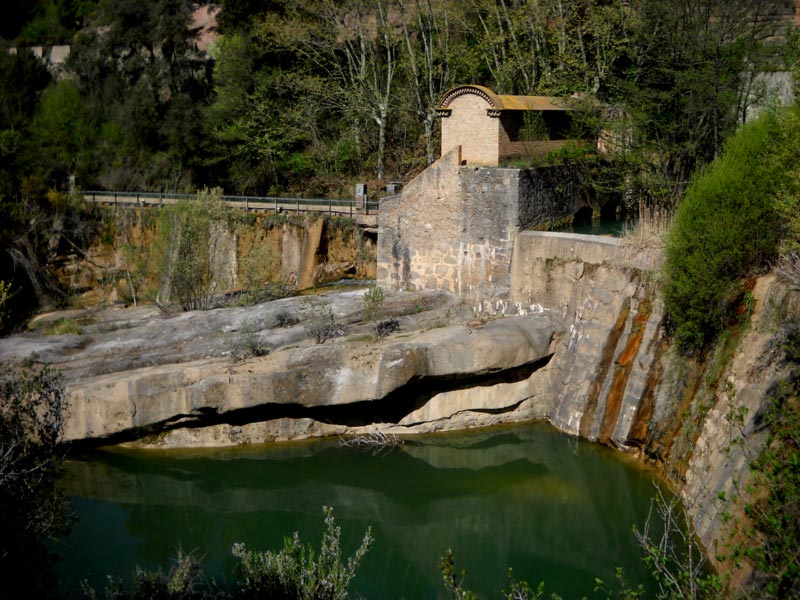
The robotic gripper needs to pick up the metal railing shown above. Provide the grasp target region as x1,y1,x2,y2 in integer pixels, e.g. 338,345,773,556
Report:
83,190,381,216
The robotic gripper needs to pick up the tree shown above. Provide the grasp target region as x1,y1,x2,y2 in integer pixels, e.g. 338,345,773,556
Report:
399,0,459,165
663,109,784,350
264,0,401,180
0,363,71,597
65,0,212,192
28,80,96,189
615,0,790,206
460,0,630,96
0,44,51,199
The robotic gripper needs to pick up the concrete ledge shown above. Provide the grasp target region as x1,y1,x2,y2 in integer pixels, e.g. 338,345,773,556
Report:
515,231,661,273
521,231,622,246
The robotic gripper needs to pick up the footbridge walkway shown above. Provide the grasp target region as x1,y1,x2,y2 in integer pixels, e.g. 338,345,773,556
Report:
82,190,380,228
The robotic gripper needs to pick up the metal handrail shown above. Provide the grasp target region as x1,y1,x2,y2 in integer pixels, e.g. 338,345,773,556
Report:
82,190,381,215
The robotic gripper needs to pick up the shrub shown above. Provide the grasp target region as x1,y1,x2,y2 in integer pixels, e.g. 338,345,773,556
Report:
663,111,784,351
362,284,384,323
233,506,372,600
81,549,205,600
81,508,371,600
0,280,12,330
152,187,232,312
302,300,343,344
42,316,82,336
375,319,400,339
273,310,300,328
0,363,71,591
231,331,270,362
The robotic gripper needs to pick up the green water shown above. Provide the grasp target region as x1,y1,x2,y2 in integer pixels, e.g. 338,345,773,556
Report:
56,423,665,599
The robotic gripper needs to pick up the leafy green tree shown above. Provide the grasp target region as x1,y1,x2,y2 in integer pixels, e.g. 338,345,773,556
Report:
28,80,96,189
66,0,211,192
14,0,99,45
614,0,789,206
0,44,51,198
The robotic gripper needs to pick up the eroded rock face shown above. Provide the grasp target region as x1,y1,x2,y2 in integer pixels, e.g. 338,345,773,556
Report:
0,289,561,446
62,314,558,444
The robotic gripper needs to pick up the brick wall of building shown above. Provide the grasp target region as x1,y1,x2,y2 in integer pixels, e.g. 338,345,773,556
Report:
441,94,500,165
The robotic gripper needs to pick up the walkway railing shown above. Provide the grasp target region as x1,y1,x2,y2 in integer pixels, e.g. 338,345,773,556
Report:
82,190,381,217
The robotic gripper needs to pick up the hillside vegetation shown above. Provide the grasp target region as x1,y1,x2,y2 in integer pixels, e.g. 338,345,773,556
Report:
1,0,795,326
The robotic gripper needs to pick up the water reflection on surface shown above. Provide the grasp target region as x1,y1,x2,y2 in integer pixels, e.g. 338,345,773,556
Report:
58,423,661,599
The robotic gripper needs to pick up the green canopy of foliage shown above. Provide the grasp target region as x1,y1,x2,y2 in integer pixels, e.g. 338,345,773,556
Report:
663,102,800,351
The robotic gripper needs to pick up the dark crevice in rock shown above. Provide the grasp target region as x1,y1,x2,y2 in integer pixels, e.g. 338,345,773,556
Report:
455,399,525,416
68,353,554,449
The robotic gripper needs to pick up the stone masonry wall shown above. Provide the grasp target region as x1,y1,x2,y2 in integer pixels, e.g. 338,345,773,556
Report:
377,150,592,308
509,232,664,444
378,148,523,305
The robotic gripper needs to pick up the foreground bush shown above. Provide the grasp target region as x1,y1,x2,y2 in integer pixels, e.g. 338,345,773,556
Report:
82,507,373,600
0,363,71,598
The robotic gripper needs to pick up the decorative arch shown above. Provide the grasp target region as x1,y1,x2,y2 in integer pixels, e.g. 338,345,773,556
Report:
436,85,503,118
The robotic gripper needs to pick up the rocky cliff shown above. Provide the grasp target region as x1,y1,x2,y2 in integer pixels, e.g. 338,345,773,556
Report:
54,207,376,307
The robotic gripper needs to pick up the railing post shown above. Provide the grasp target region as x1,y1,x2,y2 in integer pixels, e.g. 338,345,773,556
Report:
274,197,278,213
355,183,367,213
296,197,300,214
114,192,117,205
329,197,331,215
245,197,248,211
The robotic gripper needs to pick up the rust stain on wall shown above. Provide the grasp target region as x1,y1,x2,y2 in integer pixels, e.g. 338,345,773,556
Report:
598,296,652,445
579,298,630,438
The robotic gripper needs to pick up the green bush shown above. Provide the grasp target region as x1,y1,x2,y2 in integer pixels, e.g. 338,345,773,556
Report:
151,188,231,312
82,507,372,600
0,363,71,594
41,316,82,336
663,112,785,350
233,506,372,600
362,284,384,323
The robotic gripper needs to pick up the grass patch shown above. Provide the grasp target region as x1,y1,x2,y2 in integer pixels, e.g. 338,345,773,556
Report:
345,334,375,343
40,317,83,336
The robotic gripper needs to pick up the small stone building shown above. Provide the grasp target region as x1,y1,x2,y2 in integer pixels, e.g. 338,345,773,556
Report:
437,85,574,166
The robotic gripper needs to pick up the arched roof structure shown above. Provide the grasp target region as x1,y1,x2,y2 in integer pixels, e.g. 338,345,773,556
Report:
436,85,568,118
